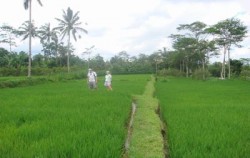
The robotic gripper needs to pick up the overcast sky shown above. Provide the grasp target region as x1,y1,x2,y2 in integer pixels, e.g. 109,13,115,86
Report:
0,0,249,62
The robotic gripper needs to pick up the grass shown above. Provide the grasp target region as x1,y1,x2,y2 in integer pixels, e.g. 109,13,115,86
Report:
156,77,250,158
128,76,164,158
0,74,150,157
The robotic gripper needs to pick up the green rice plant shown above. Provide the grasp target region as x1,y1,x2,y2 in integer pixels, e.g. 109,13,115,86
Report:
0,74,150,157
156,77,250,158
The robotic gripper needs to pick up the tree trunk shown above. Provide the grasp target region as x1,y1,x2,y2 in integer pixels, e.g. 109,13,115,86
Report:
202,59,205,80
228,47,231,79
183,60,185,72
185,60,189,78
186,57,189,78
28,0,32,77
155,62,158,76
9,36,12,52
67,31,70,73
179,62,181,72
186,65,189,77
221,45,227,79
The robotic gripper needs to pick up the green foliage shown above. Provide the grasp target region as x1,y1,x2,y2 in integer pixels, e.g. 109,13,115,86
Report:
110,52,154,74
156,77,250,158
0,67,20,76
0,47,9,66
240,70,250,80
1,17,249,79
0,66,85,77
0,77,47,88
158,68,185,77
208,62,221,77
158,68,168,77
192,69,211,80
0,69,88,88
230,59,243,77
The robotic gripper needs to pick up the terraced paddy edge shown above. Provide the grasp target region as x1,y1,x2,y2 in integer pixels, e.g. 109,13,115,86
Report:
123,102,136,158
126,76,167,158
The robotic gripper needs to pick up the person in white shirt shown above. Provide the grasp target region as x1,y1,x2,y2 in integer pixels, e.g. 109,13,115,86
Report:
87,68,97,89
104,71,112,91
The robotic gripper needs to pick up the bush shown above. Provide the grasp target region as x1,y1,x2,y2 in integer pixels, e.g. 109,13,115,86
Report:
208,63,221,77
0,70,87,89
0,67,22,76
240,70,250,80
0,77,48,88
0,66,86,77
158,68,185,77
192,69,211,80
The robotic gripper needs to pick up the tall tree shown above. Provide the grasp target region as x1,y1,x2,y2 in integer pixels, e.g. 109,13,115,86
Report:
23,0,43,77
18,21,38,39
170,34,198,77
90,54,105,70
151,51,164,76
206,18,247,79
177,21,207,39
54,7,87,73
177,21,218,79
0,24,18,52
197,39,218,79
38,23,59,60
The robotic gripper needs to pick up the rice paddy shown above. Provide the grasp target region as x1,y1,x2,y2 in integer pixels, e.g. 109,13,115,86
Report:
0,74,150,157
1,75,249,157
156,77,250,158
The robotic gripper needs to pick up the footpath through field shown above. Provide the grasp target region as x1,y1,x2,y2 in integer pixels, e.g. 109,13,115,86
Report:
125,76,166,157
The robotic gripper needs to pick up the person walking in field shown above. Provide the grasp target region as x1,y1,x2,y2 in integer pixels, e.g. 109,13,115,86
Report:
104,71,112,91
87,68,97,89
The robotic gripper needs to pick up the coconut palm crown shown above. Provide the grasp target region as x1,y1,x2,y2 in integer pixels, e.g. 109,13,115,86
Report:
54,7,88,72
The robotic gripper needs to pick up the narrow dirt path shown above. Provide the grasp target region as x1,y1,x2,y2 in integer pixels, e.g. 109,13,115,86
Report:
124,76,167,158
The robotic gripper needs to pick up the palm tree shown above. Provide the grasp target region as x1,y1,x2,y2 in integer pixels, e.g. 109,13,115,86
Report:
23,0,43,77
38,23,59,59
54,7,87,73
18,21,38,39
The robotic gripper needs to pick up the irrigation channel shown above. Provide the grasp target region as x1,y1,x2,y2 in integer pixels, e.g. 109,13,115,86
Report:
123,76,169,158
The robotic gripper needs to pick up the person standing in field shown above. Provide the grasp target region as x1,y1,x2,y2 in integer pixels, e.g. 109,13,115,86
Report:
104,71,112,91
87,68,97,89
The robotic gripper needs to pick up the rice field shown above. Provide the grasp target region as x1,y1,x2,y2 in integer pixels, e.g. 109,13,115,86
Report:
156,77,250,158
1,75,249,157
0,74,150,157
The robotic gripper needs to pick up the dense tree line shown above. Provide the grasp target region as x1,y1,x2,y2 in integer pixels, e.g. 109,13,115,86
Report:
1,45,249,79
0,1,249,79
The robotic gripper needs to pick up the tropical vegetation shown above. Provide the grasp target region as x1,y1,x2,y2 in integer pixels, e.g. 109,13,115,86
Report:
1,1,250,158
1,16,249,79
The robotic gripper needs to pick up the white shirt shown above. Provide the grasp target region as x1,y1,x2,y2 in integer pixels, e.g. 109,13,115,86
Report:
105,74,112,82
88,71,97,82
